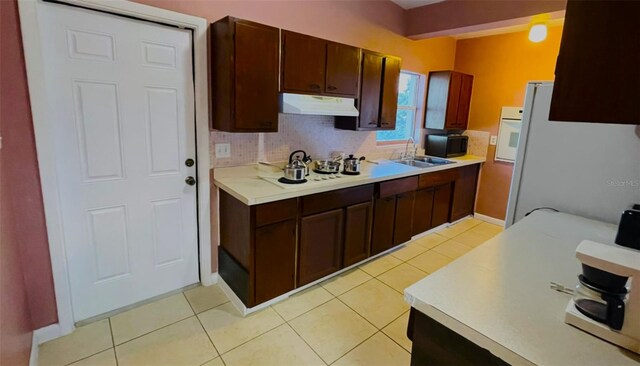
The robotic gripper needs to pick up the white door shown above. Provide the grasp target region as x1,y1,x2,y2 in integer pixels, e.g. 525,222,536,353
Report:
36,2,199,321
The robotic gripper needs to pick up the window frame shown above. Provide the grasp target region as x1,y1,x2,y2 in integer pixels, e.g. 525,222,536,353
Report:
376,70,424,146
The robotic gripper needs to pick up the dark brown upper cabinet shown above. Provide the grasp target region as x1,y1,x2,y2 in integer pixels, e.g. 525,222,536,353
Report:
335,50,402,131
210,17,280,132
325,42,361,97
281,31,360,97
281,31,326,95
549,0,640,125
425,71,474,131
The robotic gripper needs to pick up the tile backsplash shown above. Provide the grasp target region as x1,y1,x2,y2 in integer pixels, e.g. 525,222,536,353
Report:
209,114,489,168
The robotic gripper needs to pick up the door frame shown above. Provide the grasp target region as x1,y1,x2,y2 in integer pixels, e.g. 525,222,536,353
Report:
18,0,212,336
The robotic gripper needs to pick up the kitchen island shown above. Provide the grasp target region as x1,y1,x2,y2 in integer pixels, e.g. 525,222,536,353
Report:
404,211,640,365
212,155,485,312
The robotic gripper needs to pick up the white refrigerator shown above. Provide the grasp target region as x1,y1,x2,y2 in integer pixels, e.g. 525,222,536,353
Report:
506,82,640,226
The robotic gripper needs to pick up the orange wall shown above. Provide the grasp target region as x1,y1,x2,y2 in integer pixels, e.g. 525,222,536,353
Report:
454,26,563,220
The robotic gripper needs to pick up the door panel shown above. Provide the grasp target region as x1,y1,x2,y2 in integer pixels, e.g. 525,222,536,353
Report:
413,188,435,236
451,165,479,222
358,52,383,129
325,43,360,97
281,31,326,94
393,192,415,245
299,209,344,286
343,202,372,267
432,184,452,228
445,72,462,129
456,74,473,129
235,21,279,131
255,220,296,304
380,56,401,129
38,2,198,321
371,196,396,255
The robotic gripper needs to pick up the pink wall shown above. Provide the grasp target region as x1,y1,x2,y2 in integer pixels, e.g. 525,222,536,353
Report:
131,0,458,272
133,0,457,75
405,0,566,39
1,2,58,361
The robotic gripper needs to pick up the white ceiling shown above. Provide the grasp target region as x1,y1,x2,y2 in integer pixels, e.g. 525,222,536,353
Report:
389,0,445,10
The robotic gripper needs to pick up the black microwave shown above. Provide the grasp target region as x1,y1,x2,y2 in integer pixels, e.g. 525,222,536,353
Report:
425,134,468,158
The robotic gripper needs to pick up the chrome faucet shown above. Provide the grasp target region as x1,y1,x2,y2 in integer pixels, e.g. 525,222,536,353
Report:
403,137,417,160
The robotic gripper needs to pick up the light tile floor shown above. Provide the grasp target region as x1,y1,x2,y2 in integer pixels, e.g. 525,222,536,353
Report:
39,217,502,366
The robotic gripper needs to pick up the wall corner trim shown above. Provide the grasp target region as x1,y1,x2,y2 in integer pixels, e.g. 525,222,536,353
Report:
34,323,62,344
473,213,506,227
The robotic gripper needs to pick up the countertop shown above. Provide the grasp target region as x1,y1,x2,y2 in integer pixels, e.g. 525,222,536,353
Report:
213,155,485,205
404,211,640,365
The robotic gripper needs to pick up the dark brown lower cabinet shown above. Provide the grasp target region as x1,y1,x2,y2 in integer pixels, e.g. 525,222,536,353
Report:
254,220,296,304
298,209,344,286
343,202,372,267
408,308,508,366
371,196,397,255
412,188,435,236
450,164,479,222
393,192,415,245
431,184,452,228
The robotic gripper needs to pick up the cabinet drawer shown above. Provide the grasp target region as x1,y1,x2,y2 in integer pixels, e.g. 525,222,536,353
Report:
377,176,418,198
419,169,457,189
255,198,298,227
302,184,374,216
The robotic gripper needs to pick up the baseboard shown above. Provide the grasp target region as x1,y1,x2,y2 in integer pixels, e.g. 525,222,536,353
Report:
473,213,505,227
202,272,219,286
29,332,38,366
34,323,62,344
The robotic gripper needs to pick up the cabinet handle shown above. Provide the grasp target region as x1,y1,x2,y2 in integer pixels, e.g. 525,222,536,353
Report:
309,83,321,89
327,85,337,91
368,121,378,125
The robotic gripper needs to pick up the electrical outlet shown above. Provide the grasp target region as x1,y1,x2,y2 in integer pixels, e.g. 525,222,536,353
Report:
215,143,231,158
490,135,498,145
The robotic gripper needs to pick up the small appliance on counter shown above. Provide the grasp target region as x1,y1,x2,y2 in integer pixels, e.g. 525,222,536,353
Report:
342,154,365,175
564,239,640,353
425,134,468,158
314,156,342,174
280,150,310,184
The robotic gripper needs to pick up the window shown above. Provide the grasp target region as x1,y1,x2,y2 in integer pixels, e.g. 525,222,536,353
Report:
376,71,421,143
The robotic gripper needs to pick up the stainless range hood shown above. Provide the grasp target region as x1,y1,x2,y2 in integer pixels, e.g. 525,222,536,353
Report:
280,93,359,117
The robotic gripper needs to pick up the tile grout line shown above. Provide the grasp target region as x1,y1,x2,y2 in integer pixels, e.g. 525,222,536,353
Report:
283,322,329,365
109,318,119,366
61,347,113,366
379,311,413,353
111,313,195,348
206,307,287,358
182,292,224,365
273,290,336,323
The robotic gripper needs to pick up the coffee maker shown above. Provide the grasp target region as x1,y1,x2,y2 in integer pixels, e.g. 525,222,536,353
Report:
564,240,640,353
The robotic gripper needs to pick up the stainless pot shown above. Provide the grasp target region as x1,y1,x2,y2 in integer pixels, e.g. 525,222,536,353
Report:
289,150,311,176
283,159,307,181
343,154,365,174
314,160,341,174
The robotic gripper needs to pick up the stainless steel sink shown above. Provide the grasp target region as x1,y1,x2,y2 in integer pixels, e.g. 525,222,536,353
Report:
392,156,455,169
413,156,455,165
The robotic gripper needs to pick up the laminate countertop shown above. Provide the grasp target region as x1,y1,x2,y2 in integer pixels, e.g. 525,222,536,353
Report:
213,155,485,205
405,211,640,365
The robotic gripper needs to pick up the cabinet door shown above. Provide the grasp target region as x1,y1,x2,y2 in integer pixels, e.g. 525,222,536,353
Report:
255,220,296,304
358,52,384,129
412,188,435,236
450,164,479,222
444,72,462,129
325,43,360,97
281,31,326,94
371,196,396,255
549,0,640,124
234,21,280,131
299,209,344,286
393,192,415,245
380,56,401,130
455,74,473,129
432,183,452,228
343,201,372,267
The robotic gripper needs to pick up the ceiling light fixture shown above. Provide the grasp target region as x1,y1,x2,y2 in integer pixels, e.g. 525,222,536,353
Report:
529,23,548,43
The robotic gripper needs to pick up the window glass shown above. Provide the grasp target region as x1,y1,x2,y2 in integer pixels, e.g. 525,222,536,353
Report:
377,71,421,142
